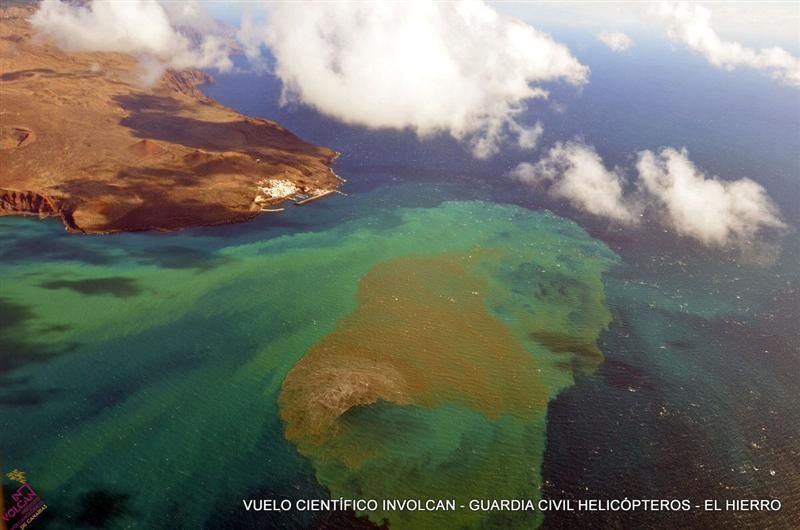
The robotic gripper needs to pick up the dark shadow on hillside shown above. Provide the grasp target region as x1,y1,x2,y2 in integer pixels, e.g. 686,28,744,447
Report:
113,94,326,158
49,176,256,232
0,68,106,82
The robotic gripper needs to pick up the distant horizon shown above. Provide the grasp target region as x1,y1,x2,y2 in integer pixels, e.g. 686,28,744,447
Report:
2,2,798,529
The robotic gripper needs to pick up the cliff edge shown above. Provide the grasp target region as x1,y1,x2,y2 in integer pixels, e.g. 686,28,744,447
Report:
0,6,341,233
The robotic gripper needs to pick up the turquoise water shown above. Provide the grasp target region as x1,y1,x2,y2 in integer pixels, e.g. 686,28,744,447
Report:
3,177,796,529
3,34,799,528
1,183,620,529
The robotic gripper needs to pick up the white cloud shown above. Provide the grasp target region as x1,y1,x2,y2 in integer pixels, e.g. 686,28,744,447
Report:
657,1,800,86
160,1,219,34
512,121,545,150
244,0,588,158
510,142,638,223
597,31,634,52
30,0,232,85
636,147,786,247
510,142,786,248
498,2,799,51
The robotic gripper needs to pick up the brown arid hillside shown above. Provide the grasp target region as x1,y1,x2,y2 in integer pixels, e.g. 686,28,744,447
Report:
0,5,342,233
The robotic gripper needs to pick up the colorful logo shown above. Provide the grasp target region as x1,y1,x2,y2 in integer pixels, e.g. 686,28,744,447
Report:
3,469,47,530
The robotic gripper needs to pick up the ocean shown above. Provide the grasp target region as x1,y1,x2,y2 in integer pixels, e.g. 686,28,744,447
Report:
1,34,798,529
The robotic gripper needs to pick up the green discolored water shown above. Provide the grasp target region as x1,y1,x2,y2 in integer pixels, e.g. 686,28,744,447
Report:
1,185,618,529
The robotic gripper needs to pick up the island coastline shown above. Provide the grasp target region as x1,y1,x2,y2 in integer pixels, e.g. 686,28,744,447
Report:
0,5,342,235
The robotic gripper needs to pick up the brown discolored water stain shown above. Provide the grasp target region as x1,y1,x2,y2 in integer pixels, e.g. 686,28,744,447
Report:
280,252,548,448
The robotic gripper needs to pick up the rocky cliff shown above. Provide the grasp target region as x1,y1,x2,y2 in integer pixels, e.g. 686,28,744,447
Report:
0,5,341,234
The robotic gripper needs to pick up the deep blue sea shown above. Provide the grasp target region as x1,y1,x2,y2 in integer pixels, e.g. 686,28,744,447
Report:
204,33,800,529
1,31,798,529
